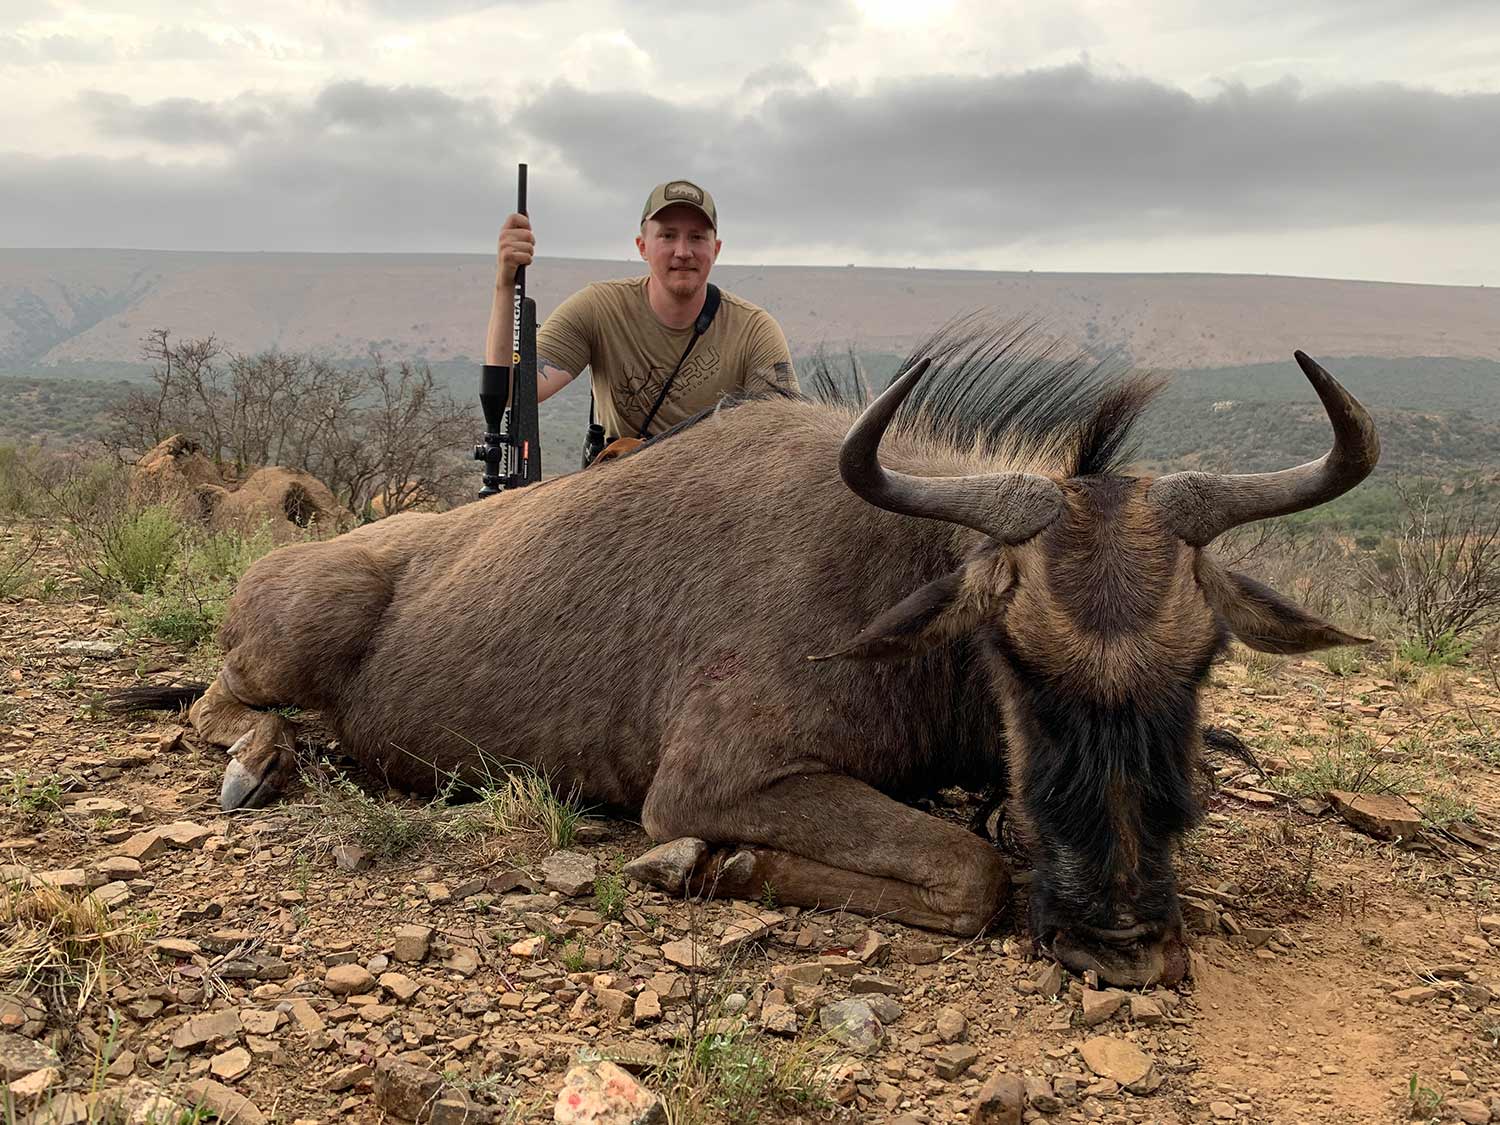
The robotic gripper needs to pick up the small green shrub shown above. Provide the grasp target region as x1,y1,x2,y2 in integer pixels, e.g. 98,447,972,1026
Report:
1320,648,1363,677
1398,631,1470,668
101,504,183,594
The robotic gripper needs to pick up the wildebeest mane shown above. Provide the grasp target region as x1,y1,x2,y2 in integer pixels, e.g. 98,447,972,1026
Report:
884,317,1164,478
644,317,1163,479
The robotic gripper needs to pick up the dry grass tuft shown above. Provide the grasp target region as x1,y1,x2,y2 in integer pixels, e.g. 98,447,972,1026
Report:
0,881,146,1012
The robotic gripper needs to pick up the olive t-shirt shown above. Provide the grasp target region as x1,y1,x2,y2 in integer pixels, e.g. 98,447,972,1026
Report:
537,276,797,439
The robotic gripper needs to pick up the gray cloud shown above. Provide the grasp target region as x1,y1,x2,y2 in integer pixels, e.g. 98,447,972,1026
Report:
0,31,115,65
80,90,277,146
355,0,526,18
526,66,1500,255
3,66,1496,260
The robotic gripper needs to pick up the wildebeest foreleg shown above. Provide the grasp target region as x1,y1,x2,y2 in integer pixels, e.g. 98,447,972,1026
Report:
189,672,299,811
644,772,1009,936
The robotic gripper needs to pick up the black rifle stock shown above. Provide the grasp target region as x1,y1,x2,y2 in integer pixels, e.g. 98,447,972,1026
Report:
476,163,542,496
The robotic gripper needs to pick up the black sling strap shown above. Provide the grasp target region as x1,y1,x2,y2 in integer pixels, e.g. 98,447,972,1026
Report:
637,282,721,439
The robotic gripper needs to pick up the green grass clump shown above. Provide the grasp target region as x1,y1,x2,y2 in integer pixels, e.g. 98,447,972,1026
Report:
1268,727,1420,798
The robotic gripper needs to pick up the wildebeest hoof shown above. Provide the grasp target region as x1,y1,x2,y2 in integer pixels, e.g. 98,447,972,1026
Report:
621,837,708,895
221,757,277,811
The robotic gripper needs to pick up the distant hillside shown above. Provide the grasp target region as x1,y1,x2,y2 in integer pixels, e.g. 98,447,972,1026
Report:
2,248,1497,376
8,354,1497,485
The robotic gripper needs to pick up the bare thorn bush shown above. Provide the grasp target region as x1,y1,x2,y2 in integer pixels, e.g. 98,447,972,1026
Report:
107,329,477,514
1361,479,1500,661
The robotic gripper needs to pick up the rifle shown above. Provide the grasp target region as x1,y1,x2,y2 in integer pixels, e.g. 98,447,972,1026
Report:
475,163,542,496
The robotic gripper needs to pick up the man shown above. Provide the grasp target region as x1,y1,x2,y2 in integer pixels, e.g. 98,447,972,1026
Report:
485,180,797,452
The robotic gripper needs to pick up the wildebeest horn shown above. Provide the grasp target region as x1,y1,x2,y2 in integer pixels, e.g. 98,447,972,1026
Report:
1148,351,1380,546
839,358,1064,544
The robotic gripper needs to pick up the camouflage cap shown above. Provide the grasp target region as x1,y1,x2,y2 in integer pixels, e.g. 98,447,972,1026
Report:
641,180,717,230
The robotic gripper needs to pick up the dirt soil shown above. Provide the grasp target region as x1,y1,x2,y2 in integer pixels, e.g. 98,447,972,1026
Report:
4,543,1500,1125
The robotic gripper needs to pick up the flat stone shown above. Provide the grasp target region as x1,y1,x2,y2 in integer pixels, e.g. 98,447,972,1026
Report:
1081,988,1126,1026
380,971,420,1002
900,940,942,965
93,881,131,908
373,1057,445,1121
761,1002,799,1036
1450,1099,1492,1125
851,928,892,965
155,821,213,849
325,1063,372,1092
96,856,143,880
0,1031,61,1081
1210,1102,1238,1120
430,1098,493,1125
392,923,433,963
1024,1075,1063,1114
1079,1036,1161,1093
1391,986,1441,1004
540,851,597,897
1032,960,1065,998
118,831,167,861
325,964,375,995
934,1044,979,1079
6,1068,55,1104
72,796,130,816
935,1006,967,1043
183,1079,267,1125
1327,790,1423,841
632,990,662,1025
553,1060,666,1124
719,912,784,951
210,1045,252,1081
240,1010,282,1035
972,1070,1025,1124
622,837,707,895
172,1009,242,1050
153,939,202,959
1128,995,1165,1025
594,987,632,1022
818,998,883,1054
34,868,86,890
848,974,903,996
660,938,712,972
865,995,902,1024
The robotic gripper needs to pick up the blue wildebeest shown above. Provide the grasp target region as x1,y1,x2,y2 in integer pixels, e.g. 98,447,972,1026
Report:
120,328,1379,986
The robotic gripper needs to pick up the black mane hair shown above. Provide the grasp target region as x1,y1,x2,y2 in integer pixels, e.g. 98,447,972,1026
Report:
645,317,1165,479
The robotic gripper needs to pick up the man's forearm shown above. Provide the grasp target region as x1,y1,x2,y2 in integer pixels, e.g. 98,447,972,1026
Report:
484,274,515,366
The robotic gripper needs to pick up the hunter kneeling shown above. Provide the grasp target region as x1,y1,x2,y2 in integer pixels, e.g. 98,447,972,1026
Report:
485,179,798,466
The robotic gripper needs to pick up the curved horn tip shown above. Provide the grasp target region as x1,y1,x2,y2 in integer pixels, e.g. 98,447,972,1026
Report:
893,356,932,392
1293,350,1329,380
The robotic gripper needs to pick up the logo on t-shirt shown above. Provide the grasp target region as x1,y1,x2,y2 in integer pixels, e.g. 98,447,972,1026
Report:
615,345,723,432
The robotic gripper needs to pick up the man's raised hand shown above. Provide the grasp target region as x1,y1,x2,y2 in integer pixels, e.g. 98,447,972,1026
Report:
497,213,535,287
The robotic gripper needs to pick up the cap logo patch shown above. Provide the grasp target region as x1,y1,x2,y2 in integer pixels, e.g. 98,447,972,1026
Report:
664,181,703,204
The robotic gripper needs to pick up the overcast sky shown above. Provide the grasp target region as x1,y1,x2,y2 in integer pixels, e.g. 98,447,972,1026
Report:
1,0,1497,284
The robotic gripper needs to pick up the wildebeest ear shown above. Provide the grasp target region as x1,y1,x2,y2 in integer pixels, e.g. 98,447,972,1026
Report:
1197,555,1370,654
808,553,1014,663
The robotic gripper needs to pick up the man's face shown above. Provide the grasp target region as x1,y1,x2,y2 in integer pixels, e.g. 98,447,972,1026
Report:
636,204,721,300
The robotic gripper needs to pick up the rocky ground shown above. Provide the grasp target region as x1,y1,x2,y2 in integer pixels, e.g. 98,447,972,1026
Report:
3,548,1500,1124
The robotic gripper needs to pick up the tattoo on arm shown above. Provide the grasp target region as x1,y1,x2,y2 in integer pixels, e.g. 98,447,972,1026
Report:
537,356,577,390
